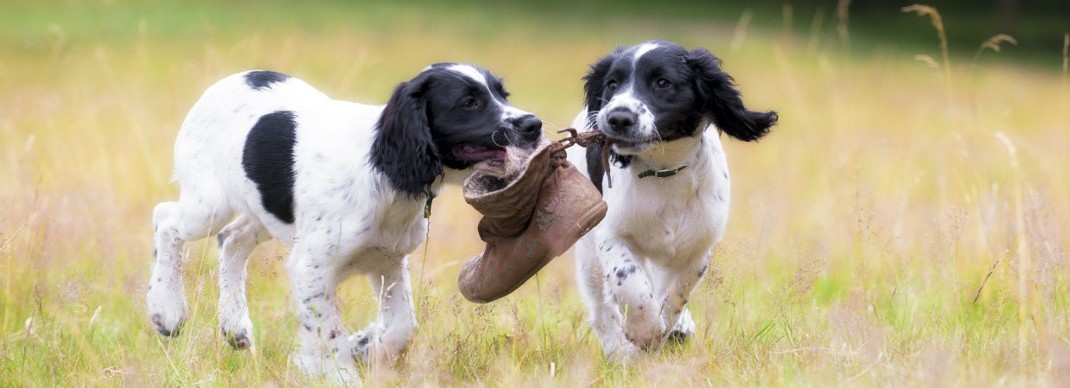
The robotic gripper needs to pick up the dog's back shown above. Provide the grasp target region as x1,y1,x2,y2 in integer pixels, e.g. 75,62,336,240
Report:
171,70,384,241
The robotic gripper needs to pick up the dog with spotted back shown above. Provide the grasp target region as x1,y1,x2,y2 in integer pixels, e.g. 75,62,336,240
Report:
147,64,543,382
565,40,777,357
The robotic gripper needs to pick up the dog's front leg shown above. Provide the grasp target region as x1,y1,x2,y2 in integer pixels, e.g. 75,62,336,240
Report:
657,254,711,345
576,238,638,359
287,241,358,384
598,237,663,351
351,256,417,365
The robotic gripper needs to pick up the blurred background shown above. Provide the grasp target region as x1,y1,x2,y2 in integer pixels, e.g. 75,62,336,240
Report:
1,0,1068,385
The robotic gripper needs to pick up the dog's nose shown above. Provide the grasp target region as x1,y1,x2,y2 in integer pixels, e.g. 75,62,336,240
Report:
606,109,637,133
514,114,543,135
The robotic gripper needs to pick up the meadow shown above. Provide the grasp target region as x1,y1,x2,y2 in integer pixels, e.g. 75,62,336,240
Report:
1,1,1068,386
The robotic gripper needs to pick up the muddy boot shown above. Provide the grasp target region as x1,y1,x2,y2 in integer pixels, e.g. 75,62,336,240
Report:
458,142,607,303
461,143,555,239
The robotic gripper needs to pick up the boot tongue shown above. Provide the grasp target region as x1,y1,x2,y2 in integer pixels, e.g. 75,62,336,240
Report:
463,141,553,200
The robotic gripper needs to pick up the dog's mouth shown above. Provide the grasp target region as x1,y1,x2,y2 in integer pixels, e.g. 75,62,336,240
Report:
606,137,645,147
600,134,654,154
453,144,507,163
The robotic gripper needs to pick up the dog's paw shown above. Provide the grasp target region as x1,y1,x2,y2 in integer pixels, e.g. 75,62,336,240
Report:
624,330,663,351
667,308,695,344
349,328,375,362
218,303,255,349
349,325,397,365
351,322,406,366
667,329,689,344
220,318,254,350
147,283,187,337
623,307,666,351
605,340,641,363
291,350,360,386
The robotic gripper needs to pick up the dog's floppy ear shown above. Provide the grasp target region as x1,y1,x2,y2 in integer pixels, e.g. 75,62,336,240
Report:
582,50,618,118
687,48,777,142
372,77,443,197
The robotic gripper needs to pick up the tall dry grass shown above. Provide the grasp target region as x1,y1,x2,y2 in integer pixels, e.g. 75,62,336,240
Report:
1,1,1068,386
902,4,953,104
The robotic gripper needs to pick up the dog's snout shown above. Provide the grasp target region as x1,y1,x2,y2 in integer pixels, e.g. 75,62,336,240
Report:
606,109,637,133
515,114,543,135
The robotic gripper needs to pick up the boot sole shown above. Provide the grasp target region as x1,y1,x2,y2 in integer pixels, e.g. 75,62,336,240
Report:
475,200,609,303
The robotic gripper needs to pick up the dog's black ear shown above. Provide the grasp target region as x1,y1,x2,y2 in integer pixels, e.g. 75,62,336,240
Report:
372,78,443,197
581,53,617,193
687,48,777,142
582,51,618,118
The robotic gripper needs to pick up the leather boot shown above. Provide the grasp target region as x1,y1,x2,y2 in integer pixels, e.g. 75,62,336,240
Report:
458,142,607,303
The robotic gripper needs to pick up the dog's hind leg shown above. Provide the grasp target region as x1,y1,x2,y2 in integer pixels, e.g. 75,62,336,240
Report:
147,189,232,337
216,214,268,349
668,307,696,344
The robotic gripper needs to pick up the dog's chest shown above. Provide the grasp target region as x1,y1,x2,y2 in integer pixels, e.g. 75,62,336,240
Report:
365,200,428,257
302,191,428,270
609,169,729,262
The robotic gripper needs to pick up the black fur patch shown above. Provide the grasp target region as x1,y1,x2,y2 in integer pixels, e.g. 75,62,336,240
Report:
245,71,290,90
371,80,442,197
668,329,689,344
586,144,636,193
586,143,605,193
242,111,298,223
615,265,639,279
686,48,777,141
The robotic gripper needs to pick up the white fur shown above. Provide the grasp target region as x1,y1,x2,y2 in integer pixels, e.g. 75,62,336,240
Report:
631,42,659,64
567,108,730,358
147,66,531,384
595,44,659,153
446,64,530,123
596,88,658,153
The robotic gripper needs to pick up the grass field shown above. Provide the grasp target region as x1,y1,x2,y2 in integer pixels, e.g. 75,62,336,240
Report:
2,1,1069,386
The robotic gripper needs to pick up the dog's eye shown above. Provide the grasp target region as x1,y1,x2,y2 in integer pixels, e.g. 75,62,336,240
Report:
496,85,510,99
461,97,480,110
655,78,672,89
606,80,618,93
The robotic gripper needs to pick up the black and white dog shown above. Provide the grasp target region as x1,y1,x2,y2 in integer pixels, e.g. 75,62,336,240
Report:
566,41,777,357
147,64,542,380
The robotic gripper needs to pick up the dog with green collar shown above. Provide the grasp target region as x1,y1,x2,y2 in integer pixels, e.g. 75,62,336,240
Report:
564,40,777,358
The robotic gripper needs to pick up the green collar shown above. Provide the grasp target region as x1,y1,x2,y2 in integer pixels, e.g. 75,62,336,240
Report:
637,165,688,179
423,195,435,218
